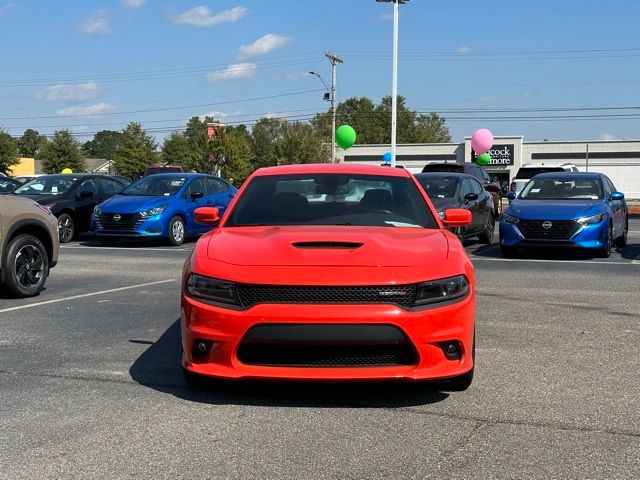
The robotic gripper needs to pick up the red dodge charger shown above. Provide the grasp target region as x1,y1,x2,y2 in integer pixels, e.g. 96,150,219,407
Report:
181,164,475,390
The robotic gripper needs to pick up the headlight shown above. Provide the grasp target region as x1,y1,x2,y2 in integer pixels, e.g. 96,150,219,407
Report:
413,275,470,307
140,205,167,218
186,274,240,306
577,212,606,225
502,212,519,224
93,206,102,216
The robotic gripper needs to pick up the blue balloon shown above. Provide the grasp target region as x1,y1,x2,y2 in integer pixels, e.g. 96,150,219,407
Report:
382,152,392,163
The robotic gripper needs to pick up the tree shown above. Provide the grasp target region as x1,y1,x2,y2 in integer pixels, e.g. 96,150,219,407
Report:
38,130,85,173
215,129,254,185
162,132,191,168
113,123,157,178
0,130,19,174
83,130,122,162
275,122,329,165
251,117,285,168
414,113,452,143
17,129,47,157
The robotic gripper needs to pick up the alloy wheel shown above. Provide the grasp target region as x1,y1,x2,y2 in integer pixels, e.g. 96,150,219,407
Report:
58,216,73,243
173,220,185,243
15,245,44,289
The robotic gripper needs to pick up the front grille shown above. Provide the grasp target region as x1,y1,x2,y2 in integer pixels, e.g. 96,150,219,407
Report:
237,284,416,308
97,213,144,231
237,324,417,367
519,220,580,240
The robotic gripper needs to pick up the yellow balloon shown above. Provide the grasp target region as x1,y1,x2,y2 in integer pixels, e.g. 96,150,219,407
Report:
61,168,73,174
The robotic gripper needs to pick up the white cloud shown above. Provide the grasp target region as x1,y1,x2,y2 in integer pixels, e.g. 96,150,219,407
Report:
238,34,293,60
122,0,146,8
173,5,248,27
36,82,103,102
57,103,116,117
599,133,620,141
0,3,17,18
458,46,471,53
82,10,109,35
207,63,256,81
285,71,309,81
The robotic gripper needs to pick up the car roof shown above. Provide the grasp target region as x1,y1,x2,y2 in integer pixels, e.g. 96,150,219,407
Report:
137,173,214,180
532,172,602,179
253,163,412,178
414,172,473,179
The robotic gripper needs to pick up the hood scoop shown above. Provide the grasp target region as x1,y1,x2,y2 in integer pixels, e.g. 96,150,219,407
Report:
291,241,364,250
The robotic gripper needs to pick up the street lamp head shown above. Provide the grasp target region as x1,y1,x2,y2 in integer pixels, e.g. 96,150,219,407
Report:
309,71,317,76
376,0,409,3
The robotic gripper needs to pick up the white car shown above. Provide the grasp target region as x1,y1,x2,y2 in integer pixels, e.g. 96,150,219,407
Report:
510,163,578,197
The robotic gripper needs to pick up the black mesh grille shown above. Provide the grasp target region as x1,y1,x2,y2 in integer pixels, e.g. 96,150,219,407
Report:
237,344,416,367
519,220,580,240
97,213,143,231
237,284,416,308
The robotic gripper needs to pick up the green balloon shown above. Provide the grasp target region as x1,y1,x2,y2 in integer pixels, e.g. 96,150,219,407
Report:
476,152,491,165
335,125,357,149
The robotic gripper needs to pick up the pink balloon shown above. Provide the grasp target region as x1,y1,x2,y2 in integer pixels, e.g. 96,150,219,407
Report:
471,129,494,154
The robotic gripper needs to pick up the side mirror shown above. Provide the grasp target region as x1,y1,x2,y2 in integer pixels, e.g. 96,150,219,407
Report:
464,192,479,202
507,191,516,201
442,209,472,227
610,192,624,201
191,191,204,201
79,190,94,199
194,207,220,225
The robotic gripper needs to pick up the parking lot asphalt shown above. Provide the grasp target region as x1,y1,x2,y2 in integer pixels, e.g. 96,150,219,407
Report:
1,220,639,479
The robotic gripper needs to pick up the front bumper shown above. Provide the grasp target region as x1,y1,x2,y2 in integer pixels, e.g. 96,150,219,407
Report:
499,220,608,249
181,293,475,382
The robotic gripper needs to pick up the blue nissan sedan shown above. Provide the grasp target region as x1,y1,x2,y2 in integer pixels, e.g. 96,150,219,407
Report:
500,172,628,258
91,173,237,246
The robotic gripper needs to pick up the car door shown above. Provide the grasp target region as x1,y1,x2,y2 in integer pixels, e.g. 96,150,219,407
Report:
182,177,210,234
605,176,624,237
74,178,101,231
204,177,235,217
459,179,480,232
469,178,491,231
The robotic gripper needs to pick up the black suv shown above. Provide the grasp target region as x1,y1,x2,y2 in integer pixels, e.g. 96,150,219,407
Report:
421,162,503,215
13,174,127,243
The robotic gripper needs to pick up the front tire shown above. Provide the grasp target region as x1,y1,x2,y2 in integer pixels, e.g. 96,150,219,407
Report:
2,234,49,298
596,224,613,258
168,216,185,246
57,213,75,244
615,218,628,249
478,212,495,244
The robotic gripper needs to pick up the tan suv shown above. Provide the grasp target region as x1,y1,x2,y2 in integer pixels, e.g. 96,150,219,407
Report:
0,195,59,297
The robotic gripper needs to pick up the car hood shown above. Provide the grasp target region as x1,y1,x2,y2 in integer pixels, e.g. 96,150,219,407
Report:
205,226,449,267
429,197,460,212
507,199,605,220
99,195,172,213
15,194,67,204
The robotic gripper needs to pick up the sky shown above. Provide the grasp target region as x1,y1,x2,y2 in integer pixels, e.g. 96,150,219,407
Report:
1,0,640,144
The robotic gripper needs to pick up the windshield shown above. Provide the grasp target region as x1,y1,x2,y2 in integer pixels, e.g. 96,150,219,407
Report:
415,175,460,199
146,167,182,175
226,173,437,228
520,177,603,200
515,167,563,180
121,176,186,196
15,176,76,195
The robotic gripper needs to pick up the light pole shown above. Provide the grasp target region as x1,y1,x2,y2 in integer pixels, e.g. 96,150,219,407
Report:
310,51,343,163
377,0,408,168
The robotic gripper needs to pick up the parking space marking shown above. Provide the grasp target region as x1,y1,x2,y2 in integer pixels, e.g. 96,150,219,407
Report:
0,279,176,314
61,246,188,252
471,257,635,266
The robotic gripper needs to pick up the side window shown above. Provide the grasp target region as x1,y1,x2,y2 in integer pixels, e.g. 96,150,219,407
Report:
459,179,472,199
187,178,208,197
78,178,98,196
99,178,123,195
605,177,616,194
481,169,490,183
470,178,484,195
206,178,228,194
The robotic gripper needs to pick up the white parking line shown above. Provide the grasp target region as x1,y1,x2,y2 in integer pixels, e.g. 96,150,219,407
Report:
0,279,177,314
61,246,188,252
471,257,635,266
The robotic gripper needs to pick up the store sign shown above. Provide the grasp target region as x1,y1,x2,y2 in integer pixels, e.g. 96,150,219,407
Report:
471,144,514,165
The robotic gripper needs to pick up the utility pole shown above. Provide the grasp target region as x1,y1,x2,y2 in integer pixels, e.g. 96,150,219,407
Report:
325,52,343,163
585,143,589,172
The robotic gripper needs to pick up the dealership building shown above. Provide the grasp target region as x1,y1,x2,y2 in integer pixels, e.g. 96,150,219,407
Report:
337,136,640,198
